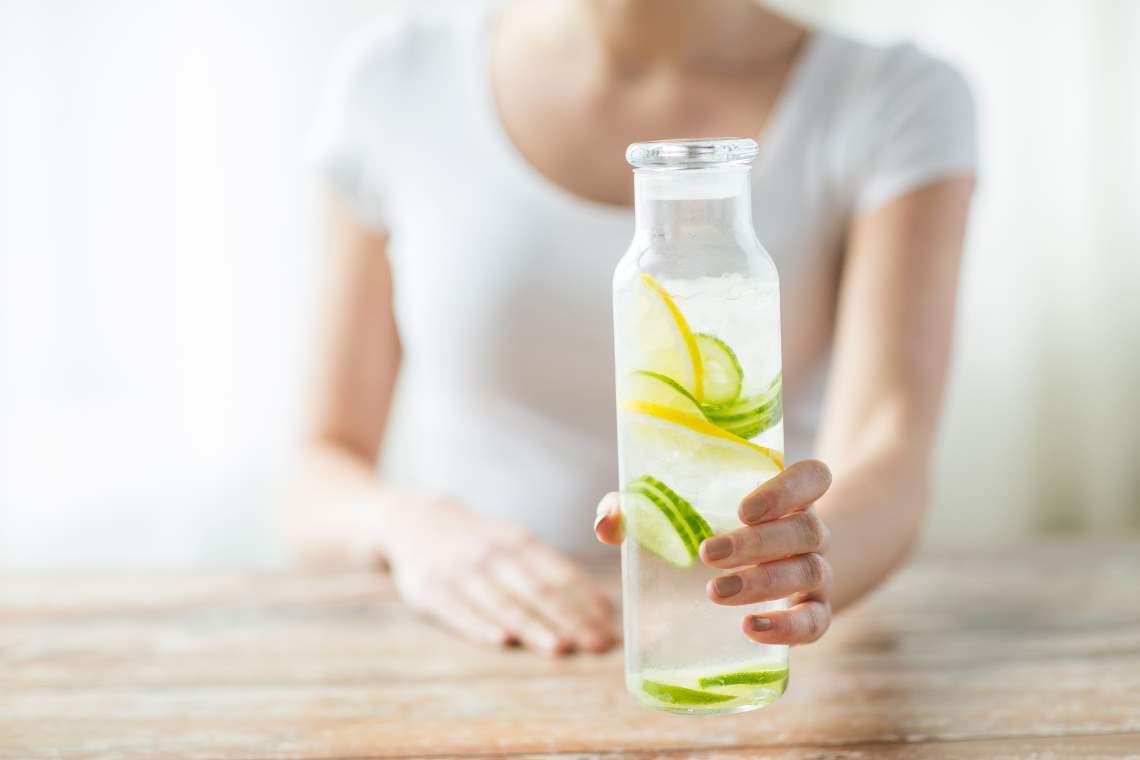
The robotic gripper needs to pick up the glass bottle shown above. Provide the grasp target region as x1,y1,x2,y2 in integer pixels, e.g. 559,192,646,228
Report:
613,138,787,714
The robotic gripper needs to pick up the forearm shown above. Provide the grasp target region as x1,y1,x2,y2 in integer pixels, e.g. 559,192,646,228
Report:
287,440,401,568
808,180,974,611
815,435,930,612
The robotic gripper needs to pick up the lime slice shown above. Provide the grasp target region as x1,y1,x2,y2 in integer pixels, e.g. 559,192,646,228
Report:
694,334,742,405
622,400,785,472
629,273,704,400
703,372,783,440
634,475,713,549
623,370,704,418
641,679,737,705
621,488,696,567
698,668,789,689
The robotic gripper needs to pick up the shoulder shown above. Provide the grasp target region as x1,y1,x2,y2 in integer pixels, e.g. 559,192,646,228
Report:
818,31,975,132
325,1,479,106
807,31,978,208
310,3,480,228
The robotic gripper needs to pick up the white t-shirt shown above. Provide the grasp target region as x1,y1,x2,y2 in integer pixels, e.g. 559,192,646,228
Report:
310,2,977,553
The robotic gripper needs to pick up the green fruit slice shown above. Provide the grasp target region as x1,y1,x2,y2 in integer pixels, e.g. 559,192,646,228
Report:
635,475,713,549
703,372,783,440
627,273,704,399
621,488,696,568
641,679,737,705
698,668,789,689
623,400,785,471
624,476,713,567
624,370,704,418
694,333,743,405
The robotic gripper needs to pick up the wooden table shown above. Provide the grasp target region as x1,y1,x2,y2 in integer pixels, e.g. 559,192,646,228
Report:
3,540,1139,759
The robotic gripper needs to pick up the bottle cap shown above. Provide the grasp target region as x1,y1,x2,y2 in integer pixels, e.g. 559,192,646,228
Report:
626,138,760,168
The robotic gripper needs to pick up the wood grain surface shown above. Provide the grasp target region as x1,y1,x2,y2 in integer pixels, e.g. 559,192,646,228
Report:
2,540,1139,759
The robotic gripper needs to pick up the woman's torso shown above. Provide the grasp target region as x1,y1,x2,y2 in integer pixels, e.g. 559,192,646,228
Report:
310,1,976,552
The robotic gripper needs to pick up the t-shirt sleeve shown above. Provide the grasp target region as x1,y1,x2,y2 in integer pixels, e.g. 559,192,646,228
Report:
852,48,978,213
307,14,412,233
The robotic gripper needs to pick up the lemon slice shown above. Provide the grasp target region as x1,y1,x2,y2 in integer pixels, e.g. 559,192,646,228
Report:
622,400,785,472
623,370,704,418
629,273,704,400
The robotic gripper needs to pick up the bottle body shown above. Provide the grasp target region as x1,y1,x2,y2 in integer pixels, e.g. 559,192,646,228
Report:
613,142,788,714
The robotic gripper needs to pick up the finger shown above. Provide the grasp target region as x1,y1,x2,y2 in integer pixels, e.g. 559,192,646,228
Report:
524,542,614,622
462,575,571,655
743,598,831,645
739,459,832,525
559,584,619,652
594,492,623,545
490,556,615,653
522,540,620,647
423,593,516,648
523,544,616,642
700,507,830,568
707,553,831,606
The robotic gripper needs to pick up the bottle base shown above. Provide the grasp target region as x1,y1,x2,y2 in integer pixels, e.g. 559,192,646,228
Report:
630,691,784,716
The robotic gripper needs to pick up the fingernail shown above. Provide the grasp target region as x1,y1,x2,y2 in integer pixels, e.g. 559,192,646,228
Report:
702,536,732,561
593,512,606,531
740,497,769,524
750,616,772,631
714,575,743,597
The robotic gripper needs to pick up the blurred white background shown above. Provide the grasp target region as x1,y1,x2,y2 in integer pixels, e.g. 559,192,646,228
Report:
2,0,1138,568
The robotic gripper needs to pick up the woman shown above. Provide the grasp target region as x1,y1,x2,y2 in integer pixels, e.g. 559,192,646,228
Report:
294,0,976,655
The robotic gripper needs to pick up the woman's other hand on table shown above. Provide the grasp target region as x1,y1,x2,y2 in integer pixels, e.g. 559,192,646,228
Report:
389,499,617,656
595,459,833,646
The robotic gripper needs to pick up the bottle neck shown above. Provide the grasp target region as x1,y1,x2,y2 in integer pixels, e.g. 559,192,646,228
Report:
633,166,755,240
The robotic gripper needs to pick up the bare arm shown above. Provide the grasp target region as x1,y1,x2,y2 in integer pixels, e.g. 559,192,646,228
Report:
816,176,975,611
289,190,616,654
288,190,402,568
596,176,975,644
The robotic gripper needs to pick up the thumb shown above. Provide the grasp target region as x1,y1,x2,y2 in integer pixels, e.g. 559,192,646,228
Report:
594,492,622,545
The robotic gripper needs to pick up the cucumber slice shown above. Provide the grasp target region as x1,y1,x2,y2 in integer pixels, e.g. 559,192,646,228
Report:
624,475,714,567
694,333,743,405
703,372,783,440
698,668,789,689
624,370,704,419
641,679,737,705
622,486,698,567
635,475,713,547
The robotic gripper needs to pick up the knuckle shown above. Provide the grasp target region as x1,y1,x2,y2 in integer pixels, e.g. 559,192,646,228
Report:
796,512,827,551
740,527,767,557
806,604,831,641
800,553,827,588
543,561,580,588
797,611,820,641
816,519,832,552
752,562,778,590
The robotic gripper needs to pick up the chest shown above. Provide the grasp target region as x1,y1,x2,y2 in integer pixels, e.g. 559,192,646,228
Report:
492,65,791,207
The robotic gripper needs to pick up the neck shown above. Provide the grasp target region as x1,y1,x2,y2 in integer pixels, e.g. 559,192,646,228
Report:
569,0,799,72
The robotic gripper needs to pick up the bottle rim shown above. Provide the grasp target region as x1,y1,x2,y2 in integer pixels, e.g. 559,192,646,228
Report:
626,138,760,169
